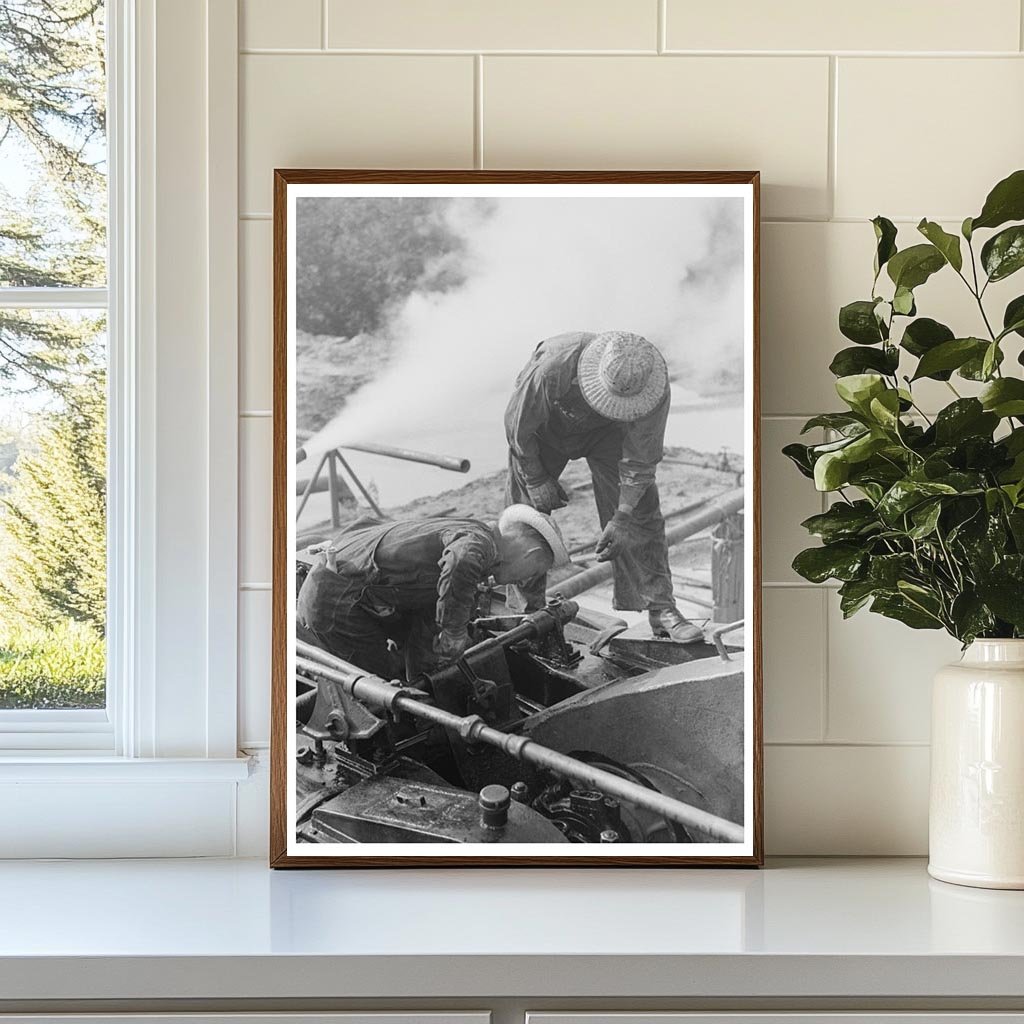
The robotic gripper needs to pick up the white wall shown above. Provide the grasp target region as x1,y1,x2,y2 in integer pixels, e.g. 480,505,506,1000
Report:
233,0,1024,855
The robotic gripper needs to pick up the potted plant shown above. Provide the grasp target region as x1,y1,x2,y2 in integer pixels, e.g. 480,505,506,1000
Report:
785,169,1024,889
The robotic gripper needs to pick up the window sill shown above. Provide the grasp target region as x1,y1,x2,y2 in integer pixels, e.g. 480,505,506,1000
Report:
0,755,253,857
0,858,1022,1004
0,754,252,782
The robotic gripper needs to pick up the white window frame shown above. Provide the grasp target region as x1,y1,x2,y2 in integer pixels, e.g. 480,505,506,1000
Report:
0,0,249,857
0,8,119,750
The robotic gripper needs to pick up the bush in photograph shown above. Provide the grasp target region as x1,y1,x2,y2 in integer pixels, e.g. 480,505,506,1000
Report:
295,197,470,338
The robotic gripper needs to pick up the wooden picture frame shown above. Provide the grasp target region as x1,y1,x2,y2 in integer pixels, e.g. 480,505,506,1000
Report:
271,170,762,867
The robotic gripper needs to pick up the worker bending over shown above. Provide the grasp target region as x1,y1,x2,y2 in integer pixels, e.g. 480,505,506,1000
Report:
296,506,569,680
505,330,702,644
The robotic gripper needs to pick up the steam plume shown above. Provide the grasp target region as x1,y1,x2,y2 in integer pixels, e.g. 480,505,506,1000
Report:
303,196,744,485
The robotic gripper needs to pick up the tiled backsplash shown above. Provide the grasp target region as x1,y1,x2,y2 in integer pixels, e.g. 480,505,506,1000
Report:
234,0,1023,853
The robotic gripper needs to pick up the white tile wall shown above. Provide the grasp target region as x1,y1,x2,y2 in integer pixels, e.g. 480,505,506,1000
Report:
326,0,658,52
665,0,1021,53
482,56,831,219
836,58,1024,220
235,1,1024,854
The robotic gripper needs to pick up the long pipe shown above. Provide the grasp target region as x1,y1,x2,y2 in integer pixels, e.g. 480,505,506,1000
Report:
341,441,471,473
549,488,746,601
295,640,744,844
298,442,470,473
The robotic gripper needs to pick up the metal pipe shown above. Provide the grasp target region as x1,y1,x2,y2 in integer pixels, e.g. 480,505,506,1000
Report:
424,602,579,687
296,451,330,521
332,450,384,518
327,451,343,529
549,488,746,601
339,441,470,474
294,641,744,844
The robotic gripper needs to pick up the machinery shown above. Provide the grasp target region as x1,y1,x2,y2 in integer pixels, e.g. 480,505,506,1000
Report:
295,596,746,846
293,439,746,846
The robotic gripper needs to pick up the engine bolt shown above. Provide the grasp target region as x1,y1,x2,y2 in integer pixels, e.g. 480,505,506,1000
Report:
599,829,620,844
510,781,529,803
478,784,511,829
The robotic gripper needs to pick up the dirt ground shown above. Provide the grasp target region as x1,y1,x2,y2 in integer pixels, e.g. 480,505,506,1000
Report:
297,446,745,625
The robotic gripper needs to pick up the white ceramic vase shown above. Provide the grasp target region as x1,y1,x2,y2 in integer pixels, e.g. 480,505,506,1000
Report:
929,639,1024,889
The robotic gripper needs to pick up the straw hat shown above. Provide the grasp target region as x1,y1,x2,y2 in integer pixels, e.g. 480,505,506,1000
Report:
578,331,669,422
498,504,570,568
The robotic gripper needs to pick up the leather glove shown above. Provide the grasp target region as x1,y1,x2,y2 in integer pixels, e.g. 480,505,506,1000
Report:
434,628,470,664
595,511,632,563
525,477,568,514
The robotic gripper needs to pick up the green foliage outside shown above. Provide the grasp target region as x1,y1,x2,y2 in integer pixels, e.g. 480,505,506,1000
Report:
0,374,106,632
0,619,104,709
785,170,1024,644
0,1,107,707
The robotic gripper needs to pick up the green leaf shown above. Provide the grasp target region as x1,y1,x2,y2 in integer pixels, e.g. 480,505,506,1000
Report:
950,592,995,644
917,219,963,272
886,243,946,291
933,399,999,445
900,318,955,367
868,389,902,430
872,215,898,277
908,500,943,539
845,431,888,463
829,345,899,378
1003,295,1024,339
800,412,865,435
976,575,1024,629
960,344,1004,381
871,594,943,630
868,552,914,587
980,378,1024,418
839,299,887,345
911,337,987,381
800,501,879,543
892,286,916,316
877,479,957,524
981,225,1024,282
782,442,815,479
982,341,1000,381
814,450,850,491
792,543,866,584
970,169,1024,232
962,216,974,241
835,373,886,413
838,578,877,618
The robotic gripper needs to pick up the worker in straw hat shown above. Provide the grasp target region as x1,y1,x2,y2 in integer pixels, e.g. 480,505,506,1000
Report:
296,507,569,682
504,330,702,644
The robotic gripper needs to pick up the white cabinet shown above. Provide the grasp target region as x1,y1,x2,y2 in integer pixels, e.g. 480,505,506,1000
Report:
0,1016,490,1024
527,1017,1024,1024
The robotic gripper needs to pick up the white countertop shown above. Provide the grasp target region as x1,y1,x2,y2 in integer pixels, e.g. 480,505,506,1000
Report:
1,857,1023,1002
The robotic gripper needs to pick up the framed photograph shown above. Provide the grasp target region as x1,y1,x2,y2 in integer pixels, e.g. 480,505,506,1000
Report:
271,170,762,867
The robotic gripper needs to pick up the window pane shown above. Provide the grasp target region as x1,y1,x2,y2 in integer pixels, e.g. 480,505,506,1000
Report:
0,309,105,709
0,1,107,288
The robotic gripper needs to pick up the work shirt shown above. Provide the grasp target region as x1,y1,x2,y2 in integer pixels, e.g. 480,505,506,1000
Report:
325,516,498,638
505,332,670,512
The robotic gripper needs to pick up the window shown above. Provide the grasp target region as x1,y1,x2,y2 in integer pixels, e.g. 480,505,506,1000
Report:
0,0,110,746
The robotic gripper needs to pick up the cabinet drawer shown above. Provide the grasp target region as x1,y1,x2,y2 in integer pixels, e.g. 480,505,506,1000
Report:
0,1016,490,1024
528,1016,1024,1024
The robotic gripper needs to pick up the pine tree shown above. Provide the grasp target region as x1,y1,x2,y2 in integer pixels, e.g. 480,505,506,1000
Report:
0,371,105,632
0,1,107,645
0,0,106,393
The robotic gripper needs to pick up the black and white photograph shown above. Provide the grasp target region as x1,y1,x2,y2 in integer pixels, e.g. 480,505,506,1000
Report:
273,172,761,866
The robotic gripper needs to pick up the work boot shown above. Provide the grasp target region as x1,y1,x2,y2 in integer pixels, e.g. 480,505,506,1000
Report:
649,607,703,644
